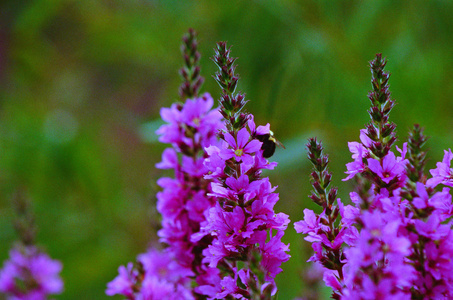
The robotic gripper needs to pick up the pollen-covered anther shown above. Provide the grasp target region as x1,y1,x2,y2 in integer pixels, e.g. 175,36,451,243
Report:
192,117,200,126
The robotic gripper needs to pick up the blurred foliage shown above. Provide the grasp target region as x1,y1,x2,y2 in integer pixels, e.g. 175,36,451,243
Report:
0,0,452,299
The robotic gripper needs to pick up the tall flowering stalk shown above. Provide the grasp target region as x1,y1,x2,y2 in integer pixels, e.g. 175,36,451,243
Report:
340,54,453,299
0,190,64,299
155,30,222,277
339,54,416,298
106,29,223,299
296,53,453,299
195,42,290,299
294,139,357,299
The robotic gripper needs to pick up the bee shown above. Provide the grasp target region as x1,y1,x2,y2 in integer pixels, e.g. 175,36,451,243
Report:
255,130,285,158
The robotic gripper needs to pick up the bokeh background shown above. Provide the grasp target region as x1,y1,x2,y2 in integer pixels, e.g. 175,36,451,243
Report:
1,0,452,298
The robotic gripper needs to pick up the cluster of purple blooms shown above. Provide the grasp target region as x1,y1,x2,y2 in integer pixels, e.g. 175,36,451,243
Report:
107,32,290,299
191,41,290,299
107,30,224,299
156,93,223,272
106,92,223,299
0,246,63,300
196,115,290,297
0,191,63,299
295,54,453,299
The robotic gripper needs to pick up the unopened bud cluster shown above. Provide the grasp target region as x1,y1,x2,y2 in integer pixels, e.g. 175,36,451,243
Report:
179,28,204,100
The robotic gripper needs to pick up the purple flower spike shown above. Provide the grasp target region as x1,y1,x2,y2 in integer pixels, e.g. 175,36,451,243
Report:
108,31,224,299
0,246,63,299
198,41,290,299
296,54,453,299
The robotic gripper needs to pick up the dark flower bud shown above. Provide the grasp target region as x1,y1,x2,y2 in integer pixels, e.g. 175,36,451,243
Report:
332,206,340,221
320,217,330,226
328,188,338,205
179,67,188,79
311,171,320,182
309,193,325,207
322,171,332,188
191,66,201,80
381,123,396,138
236,113,249,129
366,124,378,140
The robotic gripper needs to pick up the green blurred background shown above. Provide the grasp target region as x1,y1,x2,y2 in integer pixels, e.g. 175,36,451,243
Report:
1,0,452,299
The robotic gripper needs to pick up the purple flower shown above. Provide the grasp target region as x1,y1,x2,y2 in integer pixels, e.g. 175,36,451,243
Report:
294,209,323,243
193,267,222,298
138,249,193,283
247,115,270,137
343,210,415,299
368,152,406,184
359,129,373,148
215,275,240,298
200,112,290,297
156,93,223,149
427,149,453,188
140,276,176,300
0,246,63,299
107,249,195,300
412,183,453,220
337,198,360,227
109,90,224,298
181,155,208,177
106,262,136,297
156,177,185,220
343,142,368,181
299,54,453,299
220,127,262,162
203,145,227,180
155,148,179,170
323,269,342,291
260,231,290,279
414,214,450,240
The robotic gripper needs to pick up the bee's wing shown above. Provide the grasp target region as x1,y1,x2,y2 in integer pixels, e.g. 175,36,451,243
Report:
270,136,286,149
275,139,286,149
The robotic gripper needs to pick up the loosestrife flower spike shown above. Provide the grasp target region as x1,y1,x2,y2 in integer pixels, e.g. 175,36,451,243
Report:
366,53,397,159
195,41,289,299
294,138,355,299
299,53,453,299
344,54,407,197
106,29,223,299
0,190,64,299
0,246,64,299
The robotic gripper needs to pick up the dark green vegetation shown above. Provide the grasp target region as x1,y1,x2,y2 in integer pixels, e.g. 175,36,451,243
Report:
1,1,452,298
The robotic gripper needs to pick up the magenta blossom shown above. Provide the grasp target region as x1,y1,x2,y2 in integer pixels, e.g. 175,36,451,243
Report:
343,142,368,181
427,149,453,188
106,263,137,298
368,152,407,184
220,127,262,162
157,93,222,149
0,246,63,300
